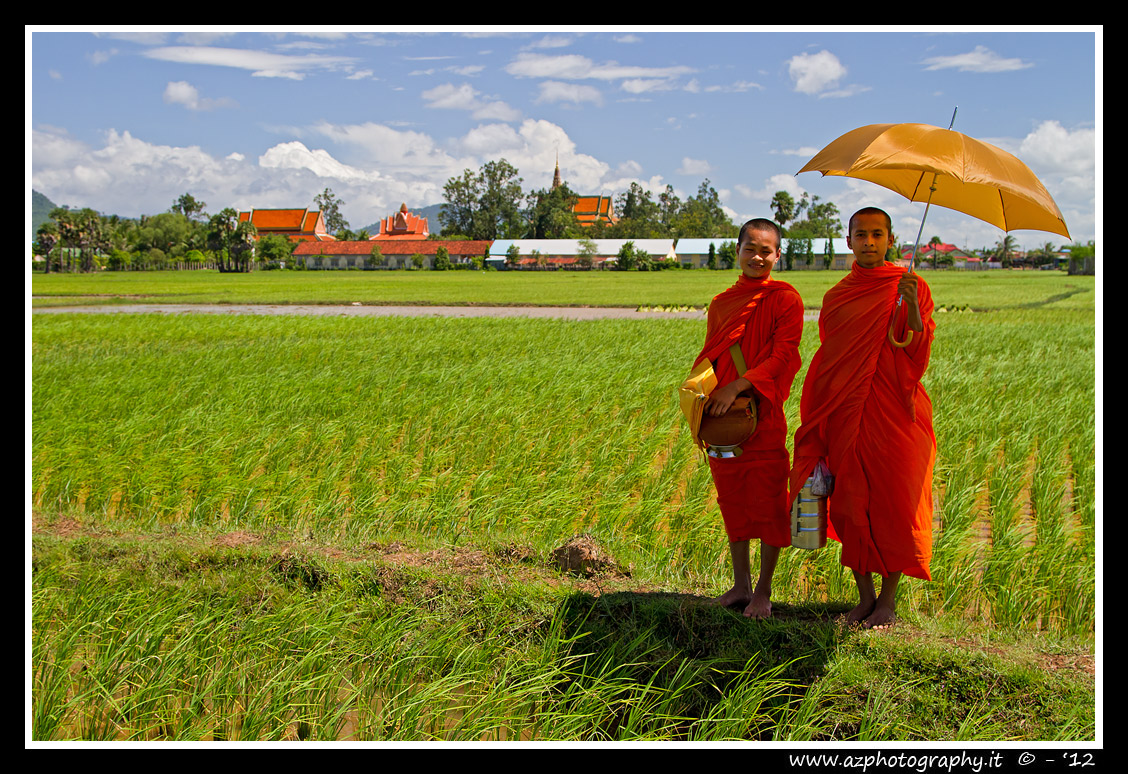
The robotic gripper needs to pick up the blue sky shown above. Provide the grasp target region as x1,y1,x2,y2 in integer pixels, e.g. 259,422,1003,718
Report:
28,27,1100,251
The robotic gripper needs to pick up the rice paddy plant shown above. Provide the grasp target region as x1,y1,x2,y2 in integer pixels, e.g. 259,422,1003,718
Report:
33,299,1094,644
32,268,1094,313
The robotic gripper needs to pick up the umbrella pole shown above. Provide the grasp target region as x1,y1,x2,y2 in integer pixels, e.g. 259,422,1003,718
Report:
889,107,958,348
888,184,934,348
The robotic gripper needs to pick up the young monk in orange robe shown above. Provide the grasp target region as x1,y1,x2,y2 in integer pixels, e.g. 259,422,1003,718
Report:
789,207,936,629
696,218,804,619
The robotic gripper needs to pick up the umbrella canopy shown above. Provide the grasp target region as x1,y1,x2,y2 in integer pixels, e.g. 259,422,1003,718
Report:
797,122,1070,240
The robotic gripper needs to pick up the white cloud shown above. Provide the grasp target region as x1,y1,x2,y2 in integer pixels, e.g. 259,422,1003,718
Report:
1017,120,1095,176
505,52,695,82
921,45,1032,73
88,49,118,66
779,146,822,158
310,120,461,174
703,80,764,93
756,173,807,203
448,119,611,193
142,45,357,80
162,81,235,111
677,157,712,176
620,78,675,95
32,127,252,217
525,35,574,50
534,81,603,106
422,82,479,110
787,50,847,95
258,141,377,182
421,82,521,121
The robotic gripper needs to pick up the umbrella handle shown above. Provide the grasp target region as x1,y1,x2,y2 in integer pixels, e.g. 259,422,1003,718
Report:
888,315,913,348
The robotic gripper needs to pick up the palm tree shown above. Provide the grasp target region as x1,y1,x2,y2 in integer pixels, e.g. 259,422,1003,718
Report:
35,221,59,273
994,234,1017,267
75,209,106,272
771,191,796,235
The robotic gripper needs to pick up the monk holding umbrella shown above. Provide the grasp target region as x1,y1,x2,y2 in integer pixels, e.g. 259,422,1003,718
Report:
789,206,934,628
791,114,1070,628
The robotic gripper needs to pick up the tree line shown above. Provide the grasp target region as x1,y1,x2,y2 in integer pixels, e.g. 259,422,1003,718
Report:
32,191,350,274
438,158,740,242
33,168,1085,273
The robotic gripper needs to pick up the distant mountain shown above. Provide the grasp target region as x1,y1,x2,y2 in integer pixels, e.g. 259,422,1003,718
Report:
32,190,58,239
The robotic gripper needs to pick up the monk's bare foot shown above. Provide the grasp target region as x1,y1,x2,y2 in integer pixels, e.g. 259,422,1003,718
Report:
863,602,897,630
714,585,752,610
845,600,875,627
743,590,772,619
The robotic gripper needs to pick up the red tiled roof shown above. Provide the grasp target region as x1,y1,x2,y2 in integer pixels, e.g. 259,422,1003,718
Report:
573,195,617,225
239,208,333,241
242,209,309,230
302,211,326,233
292,240,491,256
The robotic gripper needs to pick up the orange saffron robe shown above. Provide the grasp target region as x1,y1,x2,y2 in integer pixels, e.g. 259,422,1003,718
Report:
695,274,804,547
788,262,936,580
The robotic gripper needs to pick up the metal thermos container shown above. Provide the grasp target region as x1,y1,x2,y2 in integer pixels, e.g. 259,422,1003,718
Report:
791,463,831,550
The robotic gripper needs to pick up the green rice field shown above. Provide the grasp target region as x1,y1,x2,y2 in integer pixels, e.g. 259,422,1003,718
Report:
30,269,1098,742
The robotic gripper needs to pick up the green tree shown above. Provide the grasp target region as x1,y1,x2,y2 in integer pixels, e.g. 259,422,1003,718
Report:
771,191,796,235
994,234,1017,267
787,194,841,243
577,237,598,269
717,240,737,270
440,168,479,237
478,159,526,239
439,159,526,240
526,182,581,238
434,245,452,271
50,207,107,273
171,193,207,222
611,182,663,238
505,243,521,269
313,188,349,237
256,233,294,268
783,236,797,271
615,240,638,271
367,244,385,269
207,208,257,273
35,221,59,273
658,185,681,232
136,212,196,260
673,179,736,238
106,248,132,271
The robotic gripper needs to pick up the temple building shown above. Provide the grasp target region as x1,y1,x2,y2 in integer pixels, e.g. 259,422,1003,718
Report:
238,208,336,242
551,157,617,229
372,203,429,240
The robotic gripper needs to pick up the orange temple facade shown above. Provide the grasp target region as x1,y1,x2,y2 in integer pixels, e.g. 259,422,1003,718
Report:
372,203,430,240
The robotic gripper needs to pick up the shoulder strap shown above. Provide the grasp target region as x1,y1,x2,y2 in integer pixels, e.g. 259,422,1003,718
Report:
728,343,748,376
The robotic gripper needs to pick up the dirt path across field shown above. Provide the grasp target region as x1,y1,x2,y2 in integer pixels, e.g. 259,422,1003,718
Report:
33,303,821,321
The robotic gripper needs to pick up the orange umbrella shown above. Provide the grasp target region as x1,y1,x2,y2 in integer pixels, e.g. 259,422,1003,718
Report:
798,108,1071,345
